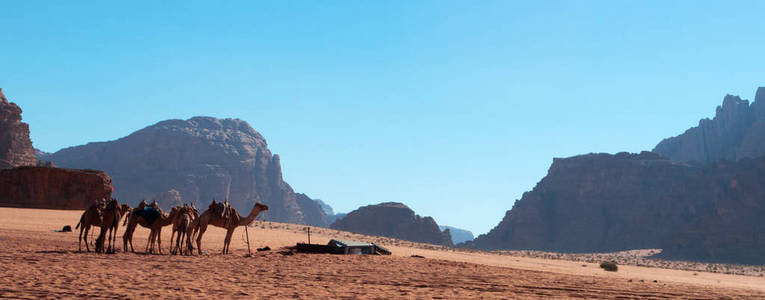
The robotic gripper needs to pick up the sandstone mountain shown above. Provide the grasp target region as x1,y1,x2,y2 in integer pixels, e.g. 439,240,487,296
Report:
0,88,37,169
45,116,324,225
654,87,765,164
468,88,765,264
331,202,453,246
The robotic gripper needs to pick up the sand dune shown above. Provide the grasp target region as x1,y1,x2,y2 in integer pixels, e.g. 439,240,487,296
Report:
0,207,763,299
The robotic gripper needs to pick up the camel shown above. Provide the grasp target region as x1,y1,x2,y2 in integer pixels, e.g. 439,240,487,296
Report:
170,204,198,255
94,198,131,253
194,202,269,254
170,205,197,255
75,198,106,252
122,200,159,253
123,201,181,254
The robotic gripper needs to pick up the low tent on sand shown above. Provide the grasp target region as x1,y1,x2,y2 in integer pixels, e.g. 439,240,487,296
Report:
296,239,391,255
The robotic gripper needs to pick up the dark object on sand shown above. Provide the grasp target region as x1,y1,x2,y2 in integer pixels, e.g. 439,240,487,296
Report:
61,225,72,232
600,261,618,272
257,246,271,252
296,239,391,255
410,255,424,258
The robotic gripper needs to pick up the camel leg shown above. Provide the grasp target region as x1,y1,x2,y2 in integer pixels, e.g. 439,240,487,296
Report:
78,225,85,252
157,228,163,255
169,229,176,254
83,226,91,252
146,230,153,254
196,223,208,255
223,229,234,254
185,229,193,255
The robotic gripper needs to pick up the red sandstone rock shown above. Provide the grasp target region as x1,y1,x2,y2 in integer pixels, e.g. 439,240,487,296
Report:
0,166,114,209
0,88,37,169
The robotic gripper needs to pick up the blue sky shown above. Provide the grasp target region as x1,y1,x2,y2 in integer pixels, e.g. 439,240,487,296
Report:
2,1,765,235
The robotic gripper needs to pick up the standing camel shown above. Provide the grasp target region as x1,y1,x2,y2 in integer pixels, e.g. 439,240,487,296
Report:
171,204,198,255
95,198,131,253
170,205,197,255
194,202,269,254
75,198,106,252
122,200,159,253
123,203,180,254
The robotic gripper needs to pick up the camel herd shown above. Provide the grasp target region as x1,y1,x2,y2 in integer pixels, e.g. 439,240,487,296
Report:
75,198,269,255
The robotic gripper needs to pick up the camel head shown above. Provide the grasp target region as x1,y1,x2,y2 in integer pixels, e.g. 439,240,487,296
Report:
209,199,217,211
254,203,269,212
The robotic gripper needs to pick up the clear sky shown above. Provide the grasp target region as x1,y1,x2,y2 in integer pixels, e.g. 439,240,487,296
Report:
2,1,765,235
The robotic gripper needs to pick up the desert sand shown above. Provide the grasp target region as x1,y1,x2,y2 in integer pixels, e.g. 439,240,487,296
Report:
0,207,763,299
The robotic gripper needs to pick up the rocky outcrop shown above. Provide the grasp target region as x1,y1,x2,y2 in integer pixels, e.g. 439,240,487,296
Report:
0,166,114,209
153,189,183,211
654,87,765,164
439,225,474,244
466,151,765,264
331,202,453,246
0,88,37,169
45,117,324,225
295,193,329,227
468,152,708,252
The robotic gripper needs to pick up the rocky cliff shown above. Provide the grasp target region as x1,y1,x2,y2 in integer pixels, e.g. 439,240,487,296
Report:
0,88,37,169
468,152,710,252
295,193,329,227
0,166,114,209
467,151,765,264
654,87,765,164
46,117,323,225
331,202,453,246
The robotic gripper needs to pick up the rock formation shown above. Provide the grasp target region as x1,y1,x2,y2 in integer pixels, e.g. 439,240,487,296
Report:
331,202,453,246
439,225,474,244
0,166,114,209
295,193,329,227
654,87,765,164
45,116,324,225
0,88,37,169
153,189,183,211
467,88,765,264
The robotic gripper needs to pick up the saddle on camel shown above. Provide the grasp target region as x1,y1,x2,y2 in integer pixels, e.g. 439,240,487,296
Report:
210,199,238,228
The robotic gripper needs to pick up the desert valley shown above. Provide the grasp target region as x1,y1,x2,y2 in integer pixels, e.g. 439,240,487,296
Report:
3,3,765,298
2,85,765,298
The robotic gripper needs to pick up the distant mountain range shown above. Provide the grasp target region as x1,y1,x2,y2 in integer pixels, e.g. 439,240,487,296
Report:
466,87,765,265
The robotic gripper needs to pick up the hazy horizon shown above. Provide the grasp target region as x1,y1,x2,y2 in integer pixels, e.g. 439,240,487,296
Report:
3,1,765,234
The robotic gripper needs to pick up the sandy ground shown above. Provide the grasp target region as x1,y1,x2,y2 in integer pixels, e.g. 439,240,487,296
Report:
1,207,764,299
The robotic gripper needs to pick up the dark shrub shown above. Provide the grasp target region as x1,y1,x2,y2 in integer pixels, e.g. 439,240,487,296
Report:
600,261,618,272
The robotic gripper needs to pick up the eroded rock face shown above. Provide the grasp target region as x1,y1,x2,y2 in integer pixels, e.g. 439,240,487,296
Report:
295,193,329,227
0,88,37,169
0,166,114,209
466,151,765,264
468,152,709,252
654,87,765,164
46,117,321,225
331,202,453,246
153,189,183,211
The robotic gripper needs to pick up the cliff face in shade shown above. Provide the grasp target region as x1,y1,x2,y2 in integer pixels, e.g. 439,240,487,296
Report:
0,88,37,169
0,166,114,209
653,87,765,164
45,117,322,225
295,193,329,227
468,152,710,252
657,157,765,264
331,202,453,246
